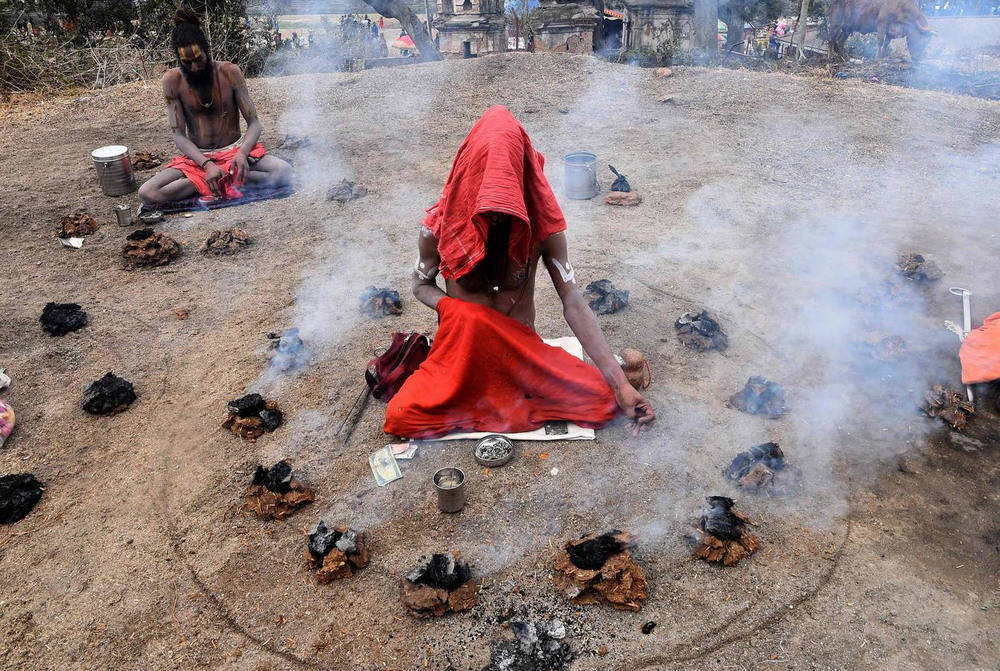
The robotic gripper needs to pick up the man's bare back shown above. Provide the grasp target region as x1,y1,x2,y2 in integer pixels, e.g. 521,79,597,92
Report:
445,243,542,327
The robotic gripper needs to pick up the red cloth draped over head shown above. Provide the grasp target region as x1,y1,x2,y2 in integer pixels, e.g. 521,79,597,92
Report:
422,105,567,280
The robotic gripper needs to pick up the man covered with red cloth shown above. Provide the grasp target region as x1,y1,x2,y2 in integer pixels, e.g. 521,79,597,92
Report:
384,106,655,440
138,9,292,206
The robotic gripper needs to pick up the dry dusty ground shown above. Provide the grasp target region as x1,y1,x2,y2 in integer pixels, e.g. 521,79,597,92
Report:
1,53,999,670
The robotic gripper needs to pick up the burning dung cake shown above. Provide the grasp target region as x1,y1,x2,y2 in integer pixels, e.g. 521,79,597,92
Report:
304,520,370,582
691,497,760,566
861,330,907,362
201,228,251,256
584,280,629,315
359,286,403,318
675,310,729,351
222,393,283,441
121,228,181,270
923,385,974,430
896,253,942,281
266,328,311,373
728,376,788,418
724,442,796,494
243,461,314,520
552,530,648,611
327,179,367,203
401,552,479,618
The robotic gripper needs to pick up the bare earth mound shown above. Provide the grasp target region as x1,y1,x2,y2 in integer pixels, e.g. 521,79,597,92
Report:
1,54,999,670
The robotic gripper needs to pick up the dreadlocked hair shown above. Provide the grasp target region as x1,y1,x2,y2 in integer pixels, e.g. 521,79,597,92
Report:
171,8,210,55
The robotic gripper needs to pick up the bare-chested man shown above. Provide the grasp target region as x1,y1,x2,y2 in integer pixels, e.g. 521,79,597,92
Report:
138,9,292,206
383,106,655,440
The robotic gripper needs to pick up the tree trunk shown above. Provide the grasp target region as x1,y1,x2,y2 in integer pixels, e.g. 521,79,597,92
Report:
794,0,811,60
719,3,744,52
363,0,444,60
693,0,718,51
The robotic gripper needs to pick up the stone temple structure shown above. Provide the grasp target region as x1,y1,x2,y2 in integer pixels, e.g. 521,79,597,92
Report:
530,0,601,54
434,0,507,57
621,0,693,53
528,0,692,55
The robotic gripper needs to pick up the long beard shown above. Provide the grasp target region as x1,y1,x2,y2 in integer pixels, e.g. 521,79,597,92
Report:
181,57,214,98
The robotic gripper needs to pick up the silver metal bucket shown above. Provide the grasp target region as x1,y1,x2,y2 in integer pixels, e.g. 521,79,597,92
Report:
91,145,136,197
563,151,598,200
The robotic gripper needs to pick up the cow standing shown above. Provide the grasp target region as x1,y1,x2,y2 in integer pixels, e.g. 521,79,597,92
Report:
827,0,936,61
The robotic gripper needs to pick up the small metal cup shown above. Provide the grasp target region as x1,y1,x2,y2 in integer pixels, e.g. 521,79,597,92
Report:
114,204,133,227
433,467,466,513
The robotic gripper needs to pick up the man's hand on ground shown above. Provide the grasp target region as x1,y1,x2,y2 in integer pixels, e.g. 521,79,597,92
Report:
615,385,655,436
204,162,224,196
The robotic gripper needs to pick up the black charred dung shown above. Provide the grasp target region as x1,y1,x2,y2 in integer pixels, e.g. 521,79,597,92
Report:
259,408,283,432
407,553,472,590
566,529,628,570
896,253,942,281
483,619,573,671
40,302,88,336
700,496,745,541
308,519,341,558
327,179,368,203
725,442,785,480
608,164,632,193
0,473,44,524
126,228,155,241
81,372,136,415
674,310,729,351
728,376,788,418
585,280,629,315
227,393,266,417
252,460,293,494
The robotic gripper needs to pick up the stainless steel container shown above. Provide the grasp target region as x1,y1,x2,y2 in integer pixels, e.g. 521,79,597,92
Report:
433,467,466,513
563,151,598,200
114,204,133,227
91,145,136,197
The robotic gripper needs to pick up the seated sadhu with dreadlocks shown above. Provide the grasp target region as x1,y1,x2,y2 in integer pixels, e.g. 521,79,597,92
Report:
384,106,655,439
138,9,292,206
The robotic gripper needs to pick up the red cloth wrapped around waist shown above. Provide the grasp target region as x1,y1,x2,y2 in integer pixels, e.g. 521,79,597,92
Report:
164,143,266,199
384,297,620,439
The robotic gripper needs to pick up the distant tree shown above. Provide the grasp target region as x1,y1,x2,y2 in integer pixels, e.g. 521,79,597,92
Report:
505,0,538,50
719,0,789,51
362,0,442,59
693,0,718,51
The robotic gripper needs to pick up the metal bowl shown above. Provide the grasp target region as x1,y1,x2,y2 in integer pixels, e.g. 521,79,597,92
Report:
474,435,514,467
137,210,163,225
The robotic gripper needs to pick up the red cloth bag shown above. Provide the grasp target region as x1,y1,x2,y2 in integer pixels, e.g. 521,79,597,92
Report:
365,332,432,402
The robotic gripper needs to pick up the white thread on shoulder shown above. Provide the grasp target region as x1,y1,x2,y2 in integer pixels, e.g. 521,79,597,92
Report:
414,257,438,281
548,257,576,284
